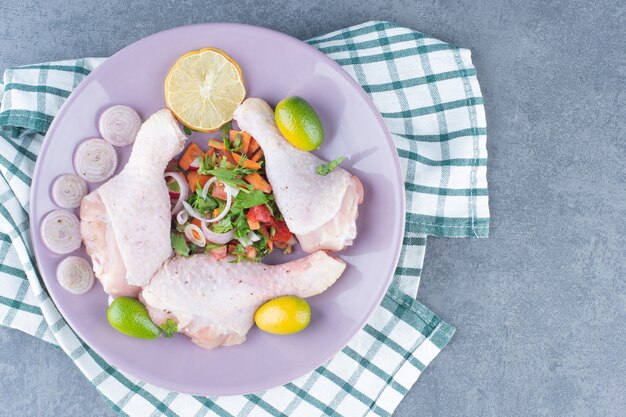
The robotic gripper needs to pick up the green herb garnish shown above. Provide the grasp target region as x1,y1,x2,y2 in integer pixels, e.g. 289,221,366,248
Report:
187,183,218,214
160,319,178,338
205,243,225,252
232,133,243,151
232,189,268,211
171,233,189,257
183,126,193,135
219,121,232,138
212,216,233,233
316,156,345,176
206,167,251,188
198,153,218,175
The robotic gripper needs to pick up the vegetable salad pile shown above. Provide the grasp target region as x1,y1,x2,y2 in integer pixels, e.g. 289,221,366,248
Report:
167,124,295,262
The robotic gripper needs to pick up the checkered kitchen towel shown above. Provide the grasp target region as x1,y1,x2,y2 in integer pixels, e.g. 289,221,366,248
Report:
0,21,488,417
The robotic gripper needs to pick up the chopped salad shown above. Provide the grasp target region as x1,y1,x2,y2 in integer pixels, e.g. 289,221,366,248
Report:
166,123,295,262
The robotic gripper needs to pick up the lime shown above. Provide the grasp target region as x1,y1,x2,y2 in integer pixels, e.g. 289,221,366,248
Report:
275,96,323,151
107,297,161,339
254,295,311,335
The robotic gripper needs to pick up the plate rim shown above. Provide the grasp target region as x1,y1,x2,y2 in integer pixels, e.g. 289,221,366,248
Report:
30,22,406,395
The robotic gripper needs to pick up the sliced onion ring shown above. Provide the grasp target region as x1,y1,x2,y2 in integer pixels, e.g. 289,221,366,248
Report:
56,256,94,295
248,231,261,242
41,210,81,254
51,174,88,209
164,172,189,214
184,224,206,247
99,105,142,147
176,210,189,225
201,221,235,244
74,138,118,183
237,231,261,247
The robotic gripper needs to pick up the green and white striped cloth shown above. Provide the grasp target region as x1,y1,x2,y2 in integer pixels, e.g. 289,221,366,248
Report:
0,21,488,417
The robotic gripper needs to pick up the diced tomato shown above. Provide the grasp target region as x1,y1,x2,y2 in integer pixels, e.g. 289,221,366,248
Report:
247,205,272,223
244,246,257,259
212,182,228,200
209,246,227,260
270,220,293,243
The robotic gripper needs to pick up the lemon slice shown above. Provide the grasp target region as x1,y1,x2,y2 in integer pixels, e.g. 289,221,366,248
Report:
165,48,245,132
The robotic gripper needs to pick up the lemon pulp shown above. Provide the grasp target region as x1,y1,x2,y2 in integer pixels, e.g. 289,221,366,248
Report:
165,48,245,132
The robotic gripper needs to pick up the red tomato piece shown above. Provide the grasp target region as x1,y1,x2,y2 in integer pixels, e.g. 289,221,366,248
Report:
209,246,227,260
211,182,228,200
247,205,272,223
270,220,293,243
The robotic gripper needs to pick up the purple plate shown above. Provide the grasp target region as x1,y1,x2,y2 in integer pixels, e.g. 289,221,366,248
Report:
30,23,405,396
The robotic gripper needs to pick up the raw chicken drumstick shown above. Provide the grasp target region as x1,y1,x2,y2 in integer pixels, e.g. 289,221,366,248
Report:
80,109,186,297
141,251,346,349
234,98,363,253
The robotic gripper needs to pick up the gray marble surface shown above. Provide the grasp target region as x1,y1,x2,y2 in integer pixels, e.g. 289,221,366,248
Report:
1,0,625,416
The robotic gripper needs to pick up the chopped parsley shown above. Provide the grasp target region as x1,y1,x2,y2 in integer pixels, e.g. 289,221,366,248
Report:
212,216,233,233
160,319,178,338
232,189,269,211
183,125,193,135
316,156,345,176
206,167,252,188
219,121,232,138
187,183,218,214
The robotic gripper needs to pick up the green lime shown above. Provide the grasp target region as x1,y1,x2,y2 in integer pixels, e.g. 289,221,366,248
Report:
107,297,161,339
275,96,323,151
254,295,311,335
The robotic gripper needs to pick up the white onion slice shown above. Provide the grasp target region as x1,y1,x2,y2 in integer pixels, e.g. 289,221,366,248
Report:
237,231,260,247
74,138,118,183
176,210,189,225
183,185,232,223
40,210,81,254
201,221,235,244
248,231,261,242
184,224,206,247
51,174,88,209
201,177,218,199
164,172,189,214
99,105,142,147
108,295,115,306
56,256,94,294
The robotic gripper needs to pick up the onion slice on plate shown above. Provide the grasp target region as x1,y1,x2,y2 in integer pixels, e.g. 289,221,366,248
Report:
56,256,94,294
164,172,189,214
40,209,82,254
201,221,235,244
74,138,118,183
99,105,142,147
51,174,88,209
